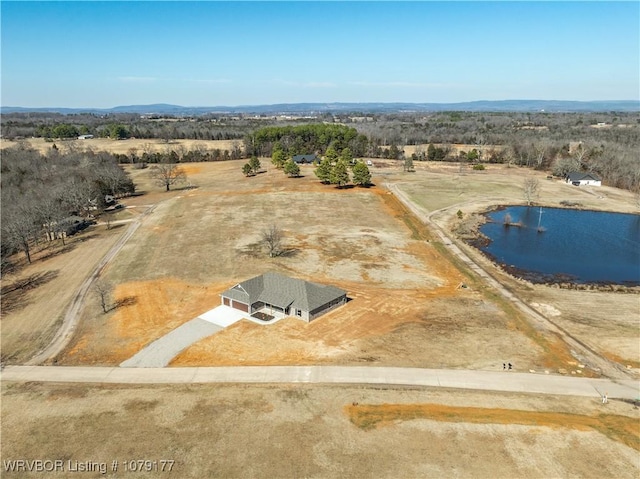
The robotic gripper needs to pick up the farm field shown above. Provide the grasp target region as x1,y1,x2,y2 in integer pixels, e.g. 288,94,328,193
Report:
2,381,638,478
55,160,567,371
3,157,638,479
0,137,242,155
386,162,640,370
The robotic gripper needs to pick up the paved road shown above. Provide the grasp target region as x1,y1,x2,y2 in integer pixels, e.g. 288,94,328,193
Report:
386,183,633,380
2,366,638,400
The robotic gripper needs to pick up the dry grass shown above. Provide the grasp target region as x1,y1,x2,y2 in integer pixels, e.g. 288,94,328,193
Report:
390,164,640,373
2,382,638,478
0,227,123,364
55,161,576,371
345,403,640,451
0,137,241,155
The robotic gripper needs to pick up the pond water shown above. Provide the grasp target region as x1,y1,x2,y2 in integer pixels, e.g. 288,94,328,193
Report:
478,206,640,285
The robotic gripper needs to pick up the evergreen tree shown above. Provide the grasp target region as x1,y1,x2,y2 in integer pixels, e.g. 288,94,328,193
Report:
427,143,437,161
314,157,333,183
330,160,350,187
283,159,300,177
403,156,415,172
324,146,339,163
352,161,371,186
340,147,354,164
271,143,286,169
242,163,253,176
249,156,261,174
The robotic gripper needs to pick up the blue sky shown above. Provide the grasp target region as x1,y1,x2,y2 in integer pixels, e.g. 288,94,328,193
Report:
2,1,638,107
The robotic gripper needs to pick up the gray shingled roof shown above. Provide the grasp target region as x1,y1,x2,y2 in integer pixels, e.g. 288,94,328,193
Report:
292,154,318,164
221,272,346,311
567,171,600,182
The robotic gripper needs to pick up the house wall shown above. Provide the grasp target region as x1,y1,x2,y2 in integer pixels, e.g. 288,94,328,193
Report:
566,178,601,186
221,296,249,312
307,295,347,322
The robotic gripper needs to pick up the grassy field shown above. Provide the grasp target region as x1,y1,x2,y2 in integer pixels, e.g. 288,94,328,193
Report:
3,157,639,477
0,137,242,155
389,162,640,370
0,226,124,364
2,381,638,478
55,160,563,371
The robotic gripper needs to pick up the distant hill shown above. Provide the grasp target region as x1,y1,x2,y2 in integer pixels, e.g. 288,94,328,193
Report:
2,100,639,115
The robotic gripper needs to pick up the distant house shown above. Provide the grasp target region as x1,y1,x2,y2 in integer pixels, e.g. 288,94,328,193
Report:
78,134,94,140
53,216,90,238
565,172,601,186
292,154,319,164
220,272,347,322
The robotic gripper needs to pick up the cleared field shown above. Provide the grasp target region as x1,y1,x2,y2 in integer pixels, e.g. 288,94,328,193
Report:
56,161,563,371
2,382,638,478
391,163,640,370
0,137,241,155
1,226,124,364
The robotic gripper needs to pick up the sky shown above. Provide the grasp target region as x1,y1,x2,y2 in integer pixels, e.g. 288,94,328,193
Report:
1,1,639,108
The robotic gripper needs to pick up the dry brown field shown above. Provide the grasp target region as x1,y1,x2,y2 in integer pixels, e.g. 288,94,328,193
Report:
54,160,575,373
2,381,638,478
3,158,639,477
390,162,640,371
0,137,241,155
0,227,125,364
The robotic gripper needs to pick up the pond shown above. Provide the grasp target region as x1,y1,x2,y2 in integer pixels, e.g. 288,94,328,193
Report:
477,206,640,285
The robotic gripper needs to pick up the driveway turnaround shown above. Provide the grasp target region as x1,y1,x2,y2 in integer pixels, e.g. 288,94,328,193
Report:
2,366,639,400
120,319,223,368
198,305,249,327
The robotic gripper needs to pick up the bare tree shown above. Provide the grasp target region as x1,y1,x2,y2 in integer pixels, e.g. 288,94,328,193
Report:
261,224,283,258
94,279,113,313
533,142,549,169
3,203,39,264
149,163,186,191
523,177,540,206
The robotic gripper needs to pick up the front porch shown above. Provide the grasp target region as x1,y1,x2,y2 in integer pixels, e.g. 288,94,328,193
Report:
251,303,289,321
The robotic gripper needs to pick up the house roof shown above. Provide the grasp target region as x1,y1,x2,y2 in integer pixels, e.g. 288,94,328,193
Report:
292,154,318,163
221,272,346,312
567,171,601,182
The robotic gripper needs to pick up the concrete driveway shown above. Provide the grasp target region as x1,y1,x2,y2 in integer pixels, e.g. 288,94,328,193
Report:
120,306,249,368
198,305,249,327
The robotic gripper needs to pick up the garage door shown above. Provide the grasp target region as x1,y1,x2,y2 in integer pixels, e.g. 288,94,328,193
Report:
231,300,249,312
223,297,230,306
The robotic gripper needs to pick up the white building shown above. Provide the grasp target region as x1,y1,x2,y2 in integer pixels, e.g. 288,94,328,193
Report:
565,172,601,186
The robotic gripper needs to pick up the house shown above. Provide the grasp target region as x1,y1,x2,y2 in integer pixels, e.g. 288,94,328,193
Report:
292,154,319,164
220,272,347,322
565,172,602,186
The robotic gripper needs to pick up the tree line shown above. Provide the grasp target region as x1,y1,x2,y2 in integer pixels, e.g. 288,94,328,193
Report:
243,123,368,158
1,143,135,269
3,110,638,192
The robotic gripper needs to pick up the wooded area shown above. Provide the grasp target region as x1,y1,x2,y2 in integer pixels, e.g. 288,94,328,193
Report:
1,143,134,269
3,110,636,188
2,109,638,271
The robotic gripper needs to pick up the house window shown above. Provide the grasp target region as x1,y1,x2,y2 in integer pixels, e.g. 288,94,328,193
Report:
296,309,302,317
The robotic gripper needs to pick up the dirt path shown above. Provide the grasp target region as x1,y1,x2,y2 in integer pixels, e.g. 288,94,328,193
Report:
387,182,633,380
25,206,157,366
2,365,638,400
